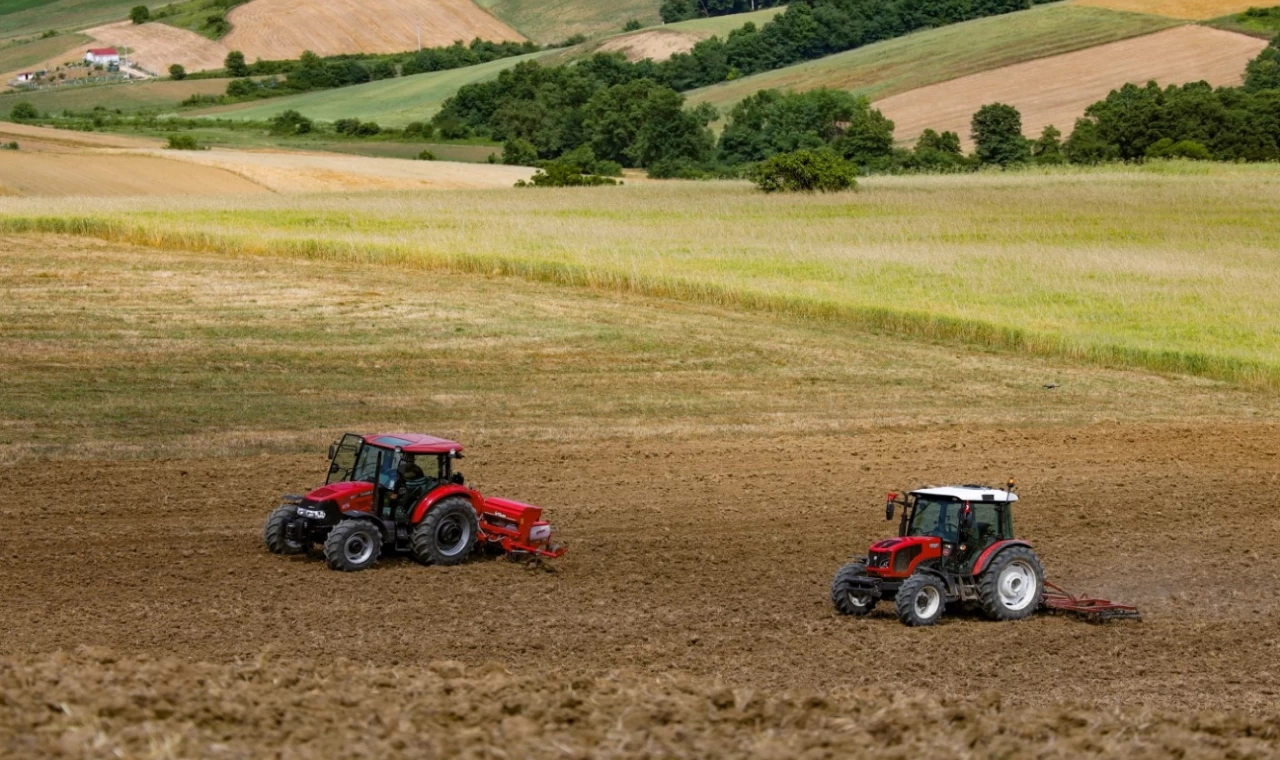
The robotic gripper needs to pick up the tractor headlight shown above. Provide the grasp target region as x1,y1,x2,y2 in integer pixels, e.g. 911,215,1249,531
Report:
297,507,327,520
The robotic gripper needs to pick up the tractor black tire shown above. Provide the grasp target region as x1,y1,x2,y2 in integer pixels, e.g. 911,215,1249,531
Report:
324,519,383,572
411,497,479,566
830,561,878,616
895,573,947,627
263,504,310,555
978,546,1044,621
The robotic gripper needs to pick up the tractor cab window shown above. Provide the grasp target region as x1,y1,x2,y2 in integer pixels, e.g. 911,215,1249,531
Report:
907,498,959,544
326,434,362,484
969,502,1010,545
351,445,399,488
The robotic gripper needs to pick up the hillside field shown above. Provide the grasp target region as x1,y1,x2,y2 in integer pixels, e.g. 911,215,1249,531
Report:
476,0,662,43
0,0,165,40
1072,0,1268,20
1,167,1280,753
0,32,88,80
877,25,1266,147
193,49,553,125
541,6,785,64
687,5,1180,117
0,77,232,112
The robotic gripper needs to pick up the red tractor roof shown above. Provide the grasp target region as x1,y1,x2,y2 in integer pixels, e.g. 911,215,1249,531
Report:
363,433,463,454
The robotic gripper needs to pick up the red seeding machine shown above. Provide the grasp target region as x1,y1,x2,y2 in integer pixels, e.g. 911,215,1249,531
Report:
264,433,565,571
831,480,1140,626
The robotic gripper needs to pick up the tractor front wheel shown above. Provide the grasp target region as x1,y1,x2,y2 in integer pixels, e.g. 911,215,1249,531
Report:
323,519,383,572
978,546,1044,621
263,504,310,555
830,561,878,616
895,573,946,627
411,497,479,566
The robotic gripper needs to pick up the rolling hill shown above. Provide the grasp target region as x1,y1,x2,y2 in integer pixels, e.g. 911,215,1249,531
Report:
1072,0,1267,20
686,5,1181,116
0,0,166,41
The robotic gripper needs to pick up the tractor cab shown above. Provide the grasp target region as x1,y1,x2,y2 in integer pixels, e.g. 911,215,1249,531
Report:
891,485,1017,572
325,433,464,523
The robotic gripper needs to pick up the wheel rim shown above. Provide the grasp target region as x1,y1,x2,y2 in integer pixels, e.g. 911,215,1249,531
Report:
914,585,941,619
435,515,471,557
844,591,871,609
344,532,374,565
998,560,1038,611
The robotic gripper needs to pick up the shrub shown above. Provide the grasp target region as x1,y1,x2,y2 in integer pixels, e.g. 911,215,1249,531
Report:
1031,125,1066,165
10,102,38,121
354,120,381,137
166,134,201,150
1146,138,1212,161
169,64,187,81
502,138,538,166
971,103,1030,166
416,149,437,160
2,141,18,150
226,78,257,98
752,148,857,193
402,121,434,139
623,19,643,31
130,5,150,24
515,158,619,187
333,118,360,135
269,109,313,135
225,50,249,77
41,30,58,39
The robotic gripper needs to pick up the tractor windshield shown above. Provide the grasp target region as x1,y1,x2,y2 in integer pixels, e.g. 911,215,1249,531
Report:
326,434,362,485
907,498,959,544
351,444,399,488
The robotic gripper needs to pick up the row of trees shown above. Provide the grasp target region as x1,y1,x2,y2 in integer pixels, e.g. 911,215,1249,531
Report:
659,0,785,23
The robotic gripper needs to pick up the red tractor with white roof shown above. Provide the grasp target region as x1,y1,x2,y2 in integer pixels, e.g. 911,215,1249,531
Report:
831,480,1139,626
263,433,565,571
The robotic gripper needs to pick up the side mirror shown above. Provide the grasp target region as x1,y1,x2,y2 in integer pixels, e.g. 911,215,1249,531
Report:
329,462,339,474
960,503,974,532
885,501,895,521
328,442,337,460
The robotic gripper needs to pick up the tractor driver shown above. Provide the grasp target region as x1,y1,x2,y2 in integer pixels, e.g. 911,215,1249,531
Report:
401,453,426,483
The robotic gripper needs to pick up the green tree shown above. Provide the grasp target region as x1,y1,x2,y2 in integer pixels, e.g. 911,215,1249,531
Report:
753,148,857,193
1145,137,1211,160
1031,124,1065,165
1244,43,1280,92
225,50,249,77
166,134,200,150
502,138,539,166
1063,118,1118,164
130,5,150,24
269,109,313,135
629,89,716,168
169,64,187,80
10,101,39,121
971,103,1030,166
623,19,643,31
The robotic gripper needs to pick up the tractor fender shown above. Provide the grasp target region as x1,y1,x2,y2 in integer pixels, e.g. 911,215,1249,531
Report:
409,485,483,525
905,563,961,600
335,510,391,542
971,540,1035,576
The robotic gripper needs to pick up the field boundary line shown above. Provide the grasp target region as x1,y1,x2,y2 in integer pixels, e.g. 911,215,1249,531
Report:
2,214,1274,390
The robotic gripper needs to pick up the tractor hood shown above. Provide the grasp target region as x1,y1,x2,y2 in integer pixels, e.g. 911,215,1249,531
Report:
304,481,374,506
869,536,936,552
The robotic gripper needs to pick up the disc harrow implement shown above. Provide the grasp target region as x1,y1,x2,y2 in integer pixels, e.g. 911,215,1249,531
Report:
1042,581,1142,621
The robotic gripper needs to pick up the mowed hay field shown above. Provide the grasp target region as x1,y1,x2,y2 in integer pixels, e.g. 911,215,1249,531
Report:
1072,0,1267,20
84,19,230,72
687,5,1180,116
0,0,153,41
0,152,271,195
222,0,524,61
0,230,1278,756
878,25,1267,146
0,77,232,113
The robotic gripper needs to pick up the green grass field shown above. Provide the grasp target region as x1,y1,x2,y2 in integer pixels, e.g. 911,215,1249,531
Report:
0,31,87,73
1207,5,1280,37
687,5,1181,116
537,7,786,66
192,50,554,126
476,0,662,43
3,163,1280,389
0,77,231,113
0,0,164,40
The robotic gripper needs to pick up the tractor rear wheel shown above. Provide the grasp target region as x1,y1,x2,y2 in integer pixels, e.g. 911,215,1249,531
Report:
411,497,479,566
323,519,383,572
830,561,878,616
263,504,310,555
978,546,1044,621
895,573,946,627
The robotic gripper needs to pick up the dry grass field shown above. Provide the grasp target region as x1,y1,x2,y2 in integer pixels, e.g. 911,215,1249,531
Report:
223,0,524,61
1071,0,1267,20
0,152,271,195
0,229,1277,756
84,19,231,73
878,25,1266,147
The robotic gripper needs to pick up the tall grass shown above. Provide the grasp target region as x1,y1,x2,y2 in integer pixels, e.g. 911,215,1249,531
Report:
3,164,1279,389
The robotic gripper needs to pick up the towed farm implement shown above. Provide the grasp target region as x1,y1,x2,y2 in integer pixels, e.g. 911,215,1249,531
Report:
831,480,1140,626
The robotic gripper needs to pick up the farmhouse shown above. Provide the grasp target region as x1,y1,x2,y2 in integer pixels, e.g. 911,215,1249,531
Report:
14,72,36,83
84,47,120,65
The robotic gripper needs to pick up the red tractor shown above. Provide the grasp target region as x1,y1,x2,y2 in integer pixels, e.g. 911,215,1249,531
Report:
831,481,1139,625
263,433,566,571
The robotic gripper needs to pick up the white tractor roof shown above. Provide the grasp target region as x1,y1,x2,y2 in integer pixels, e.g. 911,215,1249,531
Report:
910,486,1018,503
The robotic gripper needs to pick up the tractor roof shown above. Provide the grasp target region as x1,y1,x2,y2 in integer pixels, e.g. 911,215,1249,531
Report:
911,486,1018,503
363,433,463,455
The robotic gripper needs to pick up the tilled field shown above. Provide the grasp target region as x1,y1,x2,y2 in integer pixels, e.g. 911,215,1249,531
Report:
3,424,1280,757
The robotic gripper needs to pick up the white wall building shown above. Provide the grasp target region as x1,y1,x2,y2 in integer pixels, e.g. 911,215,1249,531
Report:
84,48,121,65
